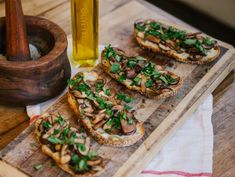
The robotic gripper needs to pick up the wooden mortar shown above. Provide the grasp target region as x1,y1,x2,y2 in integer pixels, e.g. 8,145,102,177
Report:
0,16,71,106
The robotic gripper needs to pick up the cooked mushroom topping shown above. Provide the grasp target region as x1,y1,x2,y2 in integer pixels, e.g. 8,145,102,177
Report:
121,118,136,134
134,19,218,58
126,69,137,79
37,114,104,174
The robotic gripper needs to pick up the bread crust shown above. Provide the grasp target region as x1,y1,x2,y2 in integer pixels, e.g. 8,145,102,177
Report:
134,20,221,65
34,113,106,177
67,73,145,147
101,50,183,99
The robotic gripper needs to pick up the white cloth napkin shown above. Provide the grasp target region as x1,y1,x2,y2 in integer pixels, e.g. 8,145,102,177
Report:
26,41,214,177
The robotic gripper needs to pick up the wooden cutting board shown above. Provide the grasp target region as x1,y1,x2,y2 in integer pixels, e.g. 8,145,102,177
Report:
0,1,235,177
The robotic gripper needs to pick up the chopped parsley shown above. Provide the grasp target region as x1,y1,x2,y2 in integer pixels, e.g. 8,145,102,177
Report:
48,136,63,144
127,60,137,67
42,121,52,129
56,114,65,125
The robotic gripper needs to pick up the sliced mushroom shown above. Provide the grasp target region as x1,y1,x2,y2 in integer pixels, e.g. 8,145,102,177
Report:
72,90,87,98
87,157,102,166
92,113,106,124
159,43,170,51
85,112,95,118
93,120,107,130
140,76,147,93
185,32,202,38
42,124,60,139
121,119,136,134
60,154,71,164
146,35,161,44
103,121,112,131
112,105,124,111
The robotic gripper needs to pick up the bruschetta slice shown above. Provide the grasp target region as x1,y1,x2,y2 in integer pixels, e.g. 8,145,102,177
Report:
134,19,220,64
35,113,105,177
67,71,144,147
101,45,182,99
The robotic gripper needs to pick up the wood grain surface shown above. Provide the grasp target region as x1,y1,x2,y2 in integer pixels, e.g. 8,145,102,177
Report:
0,0,234,176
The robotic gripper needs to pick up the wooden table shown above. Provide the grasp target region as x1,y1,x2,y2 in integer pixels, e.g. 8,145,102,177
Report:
0,0,234,176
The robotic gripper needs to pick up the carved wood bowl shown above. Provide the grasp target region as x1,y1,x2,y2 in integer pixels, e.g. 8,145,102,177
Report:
0,16,71,106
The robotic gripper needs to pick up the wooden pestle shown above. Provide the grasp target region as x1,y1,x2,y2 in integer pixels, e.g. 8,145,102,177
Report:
5,0,30,61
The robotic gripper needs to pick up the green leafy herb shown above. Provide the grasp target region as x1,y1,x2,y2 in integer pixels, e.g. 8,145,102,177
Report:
184,39,197,45
48,136,63,144
124,104,132,110
149,21,161,30
42,121,52,129
106,109,113,116
127,60,137,67
77,143,86,152
132,77,141,86
87,151,97,159
203,37,215,46
67,75,83,87
95,80,104,92
110,63,120,73
127,118,134,125
53,128,61,135
79,159,88,171
34,163,43,171
105,88,111,96
116,92,133,103
165,75,176,84
145,79,153,88
56,114,65,125
136,56,146,61
72,154,79,164
142,62,155,76
76,82,90,92
135,23,145,31
118,73,126,82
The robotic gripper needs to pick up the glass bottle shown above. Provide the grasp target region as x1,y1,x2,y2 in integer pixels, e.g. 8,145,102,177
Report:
71,0,99,67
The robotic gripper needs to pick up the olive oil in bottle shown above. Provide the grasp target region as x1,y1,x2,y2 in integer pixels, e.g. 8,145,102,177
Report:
71,0,99,67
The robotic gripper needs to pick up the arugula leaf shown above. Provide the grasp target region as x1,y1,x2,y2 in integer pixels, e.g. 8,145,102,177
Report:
110,63,120,73
142,62,155,76
67,75,83,87
145,79,153,88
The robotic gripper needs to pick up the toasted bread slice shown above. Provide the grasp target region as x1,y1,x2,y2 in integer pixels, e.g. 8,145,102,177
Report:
134,19,220,65
101,45,182,99
67,71,144,147
34,113,106,177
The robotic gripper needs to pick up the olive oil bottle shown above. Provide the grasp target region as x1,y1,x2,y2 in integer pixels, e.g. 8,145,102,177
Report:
71,0,99,67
